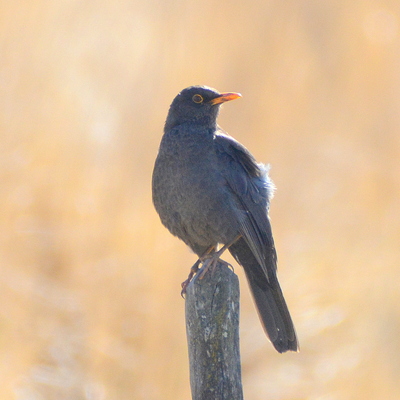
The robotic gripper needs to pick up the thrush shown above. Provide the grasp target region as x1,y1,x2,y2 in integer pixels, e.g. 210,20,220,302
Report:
152,85,298,353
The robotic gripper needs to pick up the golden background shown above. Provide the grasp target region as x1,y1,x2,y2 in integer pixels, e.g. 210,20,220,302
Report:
1,1,399,399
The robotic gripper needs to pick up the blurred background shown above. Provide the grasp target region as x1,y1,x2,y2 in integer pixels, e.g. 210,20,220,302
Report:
1,1,399,399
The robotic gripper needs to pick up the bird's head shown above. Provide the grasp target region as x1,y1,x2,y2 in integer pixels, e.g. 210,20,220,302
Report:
165,86,241,131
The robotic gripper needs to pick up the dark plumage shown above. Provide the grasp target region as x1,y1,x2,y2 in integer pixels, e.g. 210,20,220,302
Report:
152,85,298,353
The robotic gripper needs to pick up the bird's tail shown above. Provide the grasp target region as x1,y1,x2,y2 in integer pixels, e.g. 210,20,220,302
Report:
229,238,298,353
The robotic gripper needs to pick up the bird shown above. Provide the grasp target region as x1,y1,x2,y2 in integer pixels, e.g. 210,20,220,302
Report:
152,85,298,353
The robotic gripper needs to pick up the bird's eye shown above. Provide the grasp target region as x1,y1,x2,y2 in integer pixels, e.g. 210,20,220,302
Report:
192,94,203,104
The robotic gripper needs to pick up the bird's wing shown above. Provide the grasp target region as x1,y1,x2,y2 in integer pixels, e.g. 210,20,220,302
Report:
214,132,277,283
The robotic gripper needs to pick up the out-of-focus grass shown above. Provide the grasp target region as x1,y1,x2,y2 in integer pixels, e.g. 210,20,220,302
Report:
1,1,399,399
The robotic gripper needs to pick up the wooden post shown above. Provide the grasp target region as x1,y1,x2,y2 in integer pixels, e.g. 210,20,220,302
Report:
185,263,244,400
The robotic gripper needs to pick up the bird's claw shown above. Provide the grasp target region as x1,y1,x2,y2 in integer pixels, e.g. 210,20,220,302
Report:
180,259,201,297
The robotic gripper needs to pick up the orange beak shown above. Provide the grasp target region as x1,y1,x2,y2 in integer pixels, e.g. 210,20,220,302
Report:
209,92,242,105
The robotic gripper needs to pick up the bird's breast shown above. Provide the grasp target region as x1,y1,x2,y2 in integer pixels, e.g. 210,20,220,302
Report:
152,136,240,247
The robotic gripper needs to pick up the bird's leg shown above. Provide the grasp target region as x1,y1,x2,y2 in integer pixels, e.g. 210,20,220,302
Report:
181,246,215,297
198,235,241,279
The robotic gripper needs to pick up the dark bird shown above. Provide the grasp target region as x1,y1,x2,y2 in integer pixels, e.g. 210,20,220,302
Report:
152,85,298,353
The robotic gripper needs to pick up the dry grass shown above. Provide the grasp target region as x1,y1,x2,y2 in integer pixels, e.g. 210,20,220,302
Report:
1,1,399,399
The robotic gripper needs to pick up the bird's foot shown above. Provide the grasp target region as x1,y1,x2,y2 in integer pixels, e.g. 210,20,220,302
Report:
198,255,233,279
181,259,201,298
197,254,219,279
180,238,240,297
180,254,232,296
